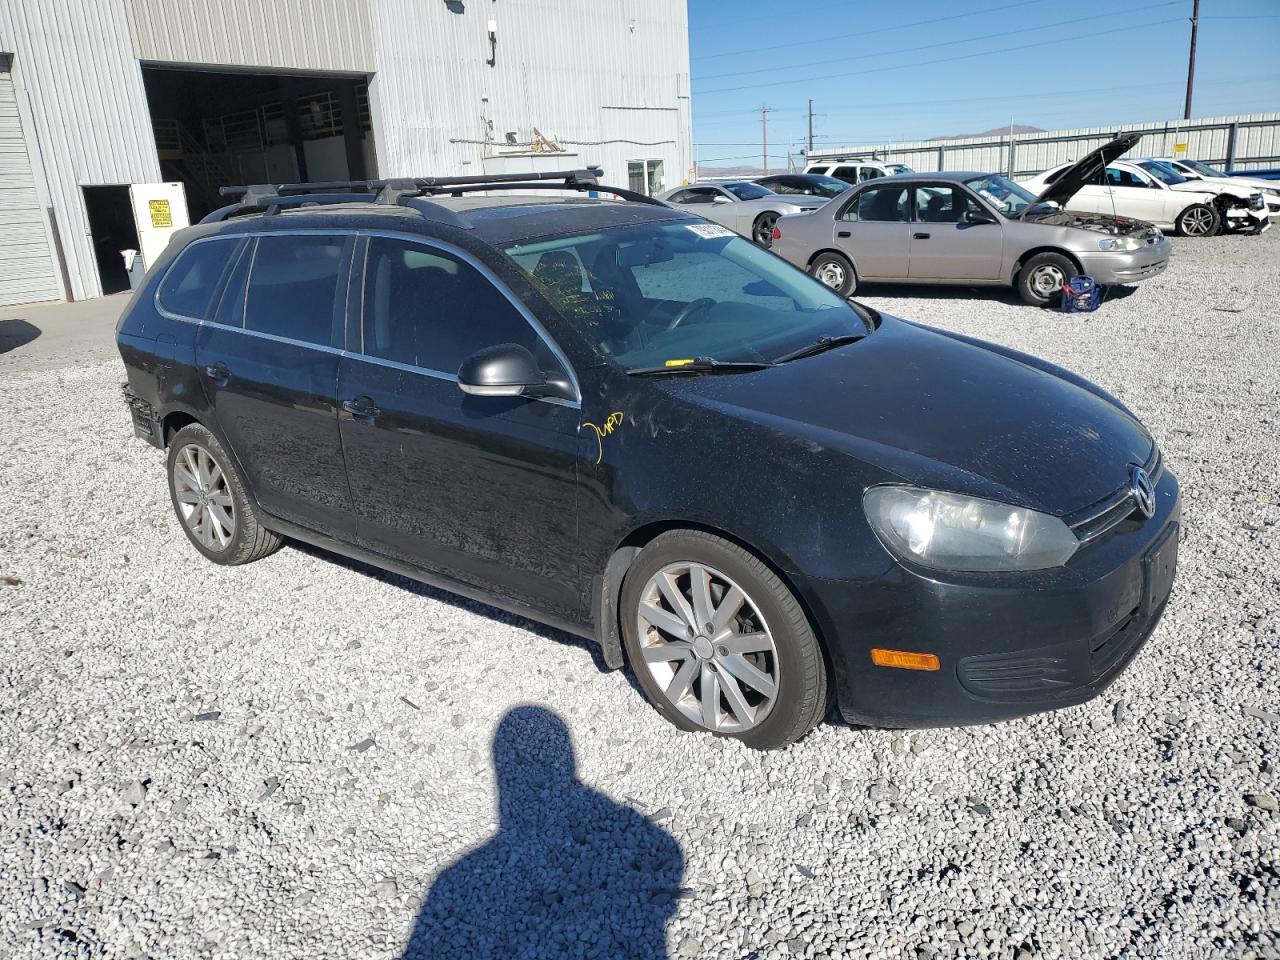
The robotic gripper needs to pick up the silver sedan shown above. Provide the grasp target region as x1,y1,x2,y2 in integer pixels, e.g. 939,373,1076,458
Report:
770,134,1173,306
657,181,830,246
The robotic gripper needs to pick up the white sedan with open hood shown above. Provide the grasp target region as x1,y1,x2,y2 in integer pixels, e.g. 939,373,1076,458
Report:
1021,156,1268,237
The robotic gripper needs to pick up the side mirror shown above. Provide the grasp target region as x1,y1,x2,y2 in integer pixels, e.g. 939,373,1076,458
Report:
712,195,733,205
457,344,574,401
964,208,996,225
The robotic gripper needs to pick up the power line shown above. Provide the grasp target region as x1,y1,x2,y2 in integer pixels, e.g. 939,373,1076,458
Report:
691,0,1053,61
695,1,1179,84
696,17,1186,96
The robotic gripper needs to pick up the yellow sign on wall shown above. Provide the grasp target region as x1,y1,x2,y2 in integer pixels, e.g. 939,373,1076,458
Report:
148,199,172,228
1173,142,1188,155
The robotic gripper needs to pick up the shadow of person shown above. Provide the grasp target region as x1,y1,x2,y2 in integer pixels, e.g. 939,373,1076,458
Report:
402,706,683,960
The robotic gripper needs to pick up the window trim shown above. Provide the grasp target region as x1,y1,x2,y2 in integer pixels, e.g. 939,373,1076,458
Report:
153,235,246,323
159,228,580,410
355,229,581,409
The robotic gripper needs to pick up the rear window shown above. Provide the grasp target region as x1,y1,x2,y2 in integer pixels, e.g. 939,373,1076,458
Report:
243,235,346,347
157,238,238,319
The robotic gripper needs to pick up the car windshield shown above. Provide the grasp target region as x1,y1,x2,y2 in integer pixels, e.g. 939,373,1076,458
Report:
723,182,773,200
963,174,1038,216
504,221,871,371
1139,161,1188,185
885,164,914,175
1182,159,1226,178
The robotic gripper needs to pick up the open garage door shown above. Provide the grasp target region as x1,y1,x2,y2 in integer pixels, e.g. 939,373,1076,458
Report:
0,68,60,306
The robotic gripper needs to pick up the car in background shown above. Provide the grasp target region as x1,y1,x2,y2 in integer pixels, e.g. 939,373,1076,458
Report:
754,173,852,199
1152,157,1280,216
1133,159,1270,235
1021,158,1267,236
803,158,912,185
771,134,1171,306
657,181,828,246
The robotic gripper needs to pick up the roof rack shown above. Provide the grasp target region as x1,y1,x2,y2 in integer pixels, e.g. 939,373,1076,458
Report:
199,167,665,225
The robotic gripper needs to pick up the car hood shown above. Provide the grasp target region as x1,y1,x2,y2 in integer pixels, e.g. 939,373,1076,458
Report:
1018,133,1142,219
668,315,1152,516
1166,180,1253,199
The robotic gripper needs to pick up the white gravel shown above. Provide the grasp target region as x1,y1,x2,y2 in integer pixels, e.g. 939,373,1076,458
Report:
2,229,1279,960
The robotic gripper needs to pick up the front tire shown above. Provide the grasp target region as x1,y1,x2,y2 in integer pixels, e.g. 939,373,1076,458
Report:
1175,203,1219,237
1016,252,1078,307
619,531,828,749
167,423,282,565
809,251,857,298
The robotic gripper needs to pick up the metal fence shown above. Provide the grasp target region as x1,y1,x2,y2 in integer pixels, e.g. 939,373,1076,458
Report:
806,113,1280,179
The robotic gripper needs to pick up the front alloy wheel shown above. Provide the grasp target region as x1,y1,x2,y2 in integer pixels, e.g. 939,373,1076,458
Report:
620,530,828,749
636,562,780,734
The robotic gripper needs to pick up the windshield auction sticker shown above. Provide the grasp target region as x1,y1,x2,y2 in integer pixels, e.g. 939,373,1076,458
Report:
685,223,734,239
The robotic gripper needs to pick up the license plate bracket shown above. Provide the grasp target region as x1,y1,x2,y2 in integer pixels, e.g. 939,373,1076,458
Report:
1142,523,1179,616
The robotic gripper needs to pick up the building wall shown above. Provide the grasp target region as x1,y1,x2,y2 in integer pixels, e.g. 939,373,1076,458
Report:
0,0,162,301
367,0,693,192
123,0,374,74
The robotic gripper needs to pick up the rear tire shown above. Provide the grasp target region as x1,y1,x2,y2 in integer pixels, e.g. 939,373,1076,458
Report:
809,251,857,298
1175,203,1219,237
752,213,779,248
167,423,282,565
620,530,828,750
1016,252,1077,307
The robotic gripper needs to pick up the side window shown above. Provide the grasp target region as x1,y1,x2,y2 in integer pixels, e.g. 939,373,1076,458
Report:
665,190,690,204
840,185,909,222
680,188,718,205
914,185,971,223
858,166,883,183
763,179,795,194
806,166,828,175
362,237,553,375
1107,166,1152,188
831,166,859,184
157,239,238,319
242,235,346,346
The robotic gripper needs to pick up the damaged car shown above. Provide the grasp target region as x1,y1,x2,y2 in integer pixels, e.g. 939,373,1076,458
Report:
771,133,1171,305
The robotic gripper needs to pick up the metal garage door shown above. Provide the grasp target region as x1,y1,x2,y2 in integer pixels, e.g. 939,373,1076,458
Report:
0,70,60,306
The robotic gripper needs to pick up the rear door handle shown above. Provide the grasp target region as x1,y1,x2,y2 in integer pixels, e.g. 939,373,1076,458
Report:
204,362,229,386
342,396,381,421
837,230,852,238
913,232,931,240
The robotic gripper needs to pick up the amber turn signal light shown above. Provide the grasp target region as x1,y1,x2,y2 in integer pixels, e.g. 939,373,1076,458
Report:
870,648,940,671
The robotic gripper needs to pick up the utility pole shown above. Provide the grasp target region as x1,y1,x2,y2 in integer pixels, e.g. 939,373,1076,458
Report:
759,105,773,175
807,99,815,155
1183,0,1199,120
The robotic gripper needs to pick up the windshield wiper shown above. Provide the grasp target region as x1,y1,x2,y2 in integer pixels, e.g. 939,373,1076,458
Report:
772,333,864,364
626,356,775,377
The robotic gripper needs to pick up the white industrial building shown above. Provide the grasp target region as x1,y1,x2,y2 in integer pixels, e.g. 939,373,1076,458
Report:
0,0,692,305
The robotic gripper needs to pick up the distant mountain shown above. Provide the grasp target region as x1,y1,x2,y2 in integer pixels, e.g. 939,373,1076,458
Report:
694,165,764,179
929,124,1045,141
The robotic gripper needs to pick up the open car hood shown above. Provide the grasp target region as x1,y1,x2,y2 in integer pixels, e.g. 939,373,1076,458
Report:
1017,132,1142,219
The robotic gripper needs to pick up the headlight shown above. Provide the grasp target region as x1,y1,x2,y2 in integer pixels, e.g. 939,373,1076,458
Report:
1098,236,1140,252
863,486,1078,572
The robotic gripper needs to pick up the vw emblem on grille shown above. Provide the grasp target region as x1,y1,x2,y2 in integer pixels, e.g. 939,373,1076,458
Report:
1130,466,1156,519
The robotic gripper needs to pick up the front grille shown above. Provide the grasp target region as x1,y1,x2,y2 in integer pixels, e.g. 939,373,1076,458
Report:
1064,447,1162,544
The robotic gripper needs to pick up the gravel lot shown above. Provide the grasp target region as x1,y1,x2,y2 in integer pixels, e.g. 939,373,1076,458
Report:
2,229,1278,960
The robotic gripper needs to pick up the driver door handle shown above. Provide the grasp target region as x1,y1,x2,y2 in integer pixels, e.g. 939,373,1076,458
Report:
342,396,381,421
837,230,851,238
913,232,931,240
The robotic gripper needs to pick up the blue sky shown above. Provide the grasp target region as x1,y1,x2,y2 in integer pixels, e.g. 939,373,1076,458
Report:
688,0,1280,168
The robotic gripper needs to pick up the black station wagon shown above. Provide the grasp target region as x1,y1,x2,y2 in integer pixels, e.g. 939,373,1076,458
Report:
117,170,1180,749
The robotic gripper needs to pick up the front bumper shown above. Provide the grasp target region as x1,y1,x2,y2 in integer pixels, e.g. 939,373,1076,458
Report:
811,467,1181,727
1223,205,1270,233
1076,237,1171,285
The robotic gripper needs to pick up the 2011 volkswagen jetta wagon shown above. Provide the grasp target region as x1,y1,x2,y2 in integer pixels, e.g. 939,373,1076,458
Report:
116,170,1180,749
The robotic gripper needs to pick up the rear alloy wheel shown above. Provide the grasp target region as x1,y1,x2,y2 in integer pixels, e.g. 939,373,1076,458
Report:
1016,252,1078,307
809,251,857,298
167,423,282,565
620,531,828,749
753,213,779,247
1175,203,1219,237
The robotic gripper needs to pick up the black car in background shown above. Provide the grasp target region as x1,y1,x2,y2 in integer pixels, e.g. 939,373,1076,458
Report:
117,170,1179,749
753,173,852,199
